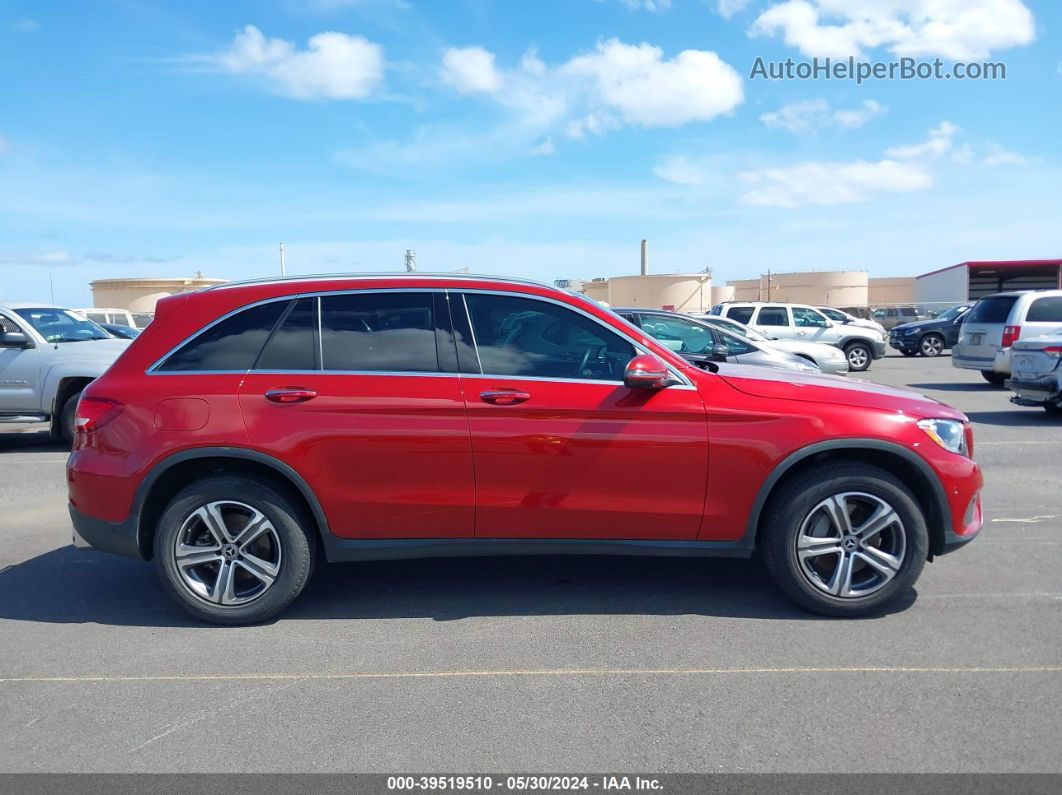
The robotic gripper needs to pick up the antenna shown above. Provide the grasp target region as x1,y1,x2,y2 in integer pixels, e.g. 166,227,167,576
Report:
405,249,417,273
279,242,287,277
49,270,55,305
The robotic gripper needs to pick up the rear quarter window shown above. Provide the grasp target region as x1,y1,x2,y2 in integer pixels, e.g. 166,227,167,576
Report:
1025,296,1062,323
966,296,1018,324
727,307,755,325
157,300,288,372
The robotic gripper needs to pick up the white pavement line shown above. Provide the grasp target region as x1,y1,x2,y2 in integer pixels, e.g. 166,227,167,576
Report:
0,458,68,464
992,516,1058,523
921,592,1062,600
977,441,1062,446
1,666,1060,685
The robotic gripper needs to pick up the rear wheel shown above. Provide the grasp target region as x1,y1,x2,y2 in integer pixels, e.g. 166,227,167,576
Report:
1045,402,1062,416
154,475,315,625
980,370,1006,386
919,333,945,357
59,389,81,444
762,463,927,617
844,342,872,372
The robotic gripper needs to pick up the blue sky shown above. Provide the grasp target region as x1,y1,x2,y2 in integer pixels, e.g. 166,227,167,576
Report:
0,0,1059,305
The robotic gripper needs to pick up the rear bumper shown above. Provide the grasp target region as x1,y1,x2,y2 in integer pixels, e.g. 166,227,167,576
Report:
953,348,1011,374
1006,377,1061,405
69,504,142,559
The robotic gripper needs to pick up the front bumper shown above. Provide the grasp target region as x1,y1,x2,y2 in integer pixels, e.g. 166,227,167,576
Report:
889,334,919,352
871,340,887,359
69,504,142,559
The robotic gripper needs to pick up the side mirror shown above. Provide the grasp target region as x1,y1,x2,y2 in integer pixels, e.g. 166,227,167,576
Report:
711,342,729,362
0,331,32,348
624,354,670,389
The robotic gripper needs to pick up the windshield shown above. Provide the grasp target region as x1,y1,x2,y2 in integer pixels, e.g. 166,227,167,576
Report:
935,305,968,322
14,308,111,342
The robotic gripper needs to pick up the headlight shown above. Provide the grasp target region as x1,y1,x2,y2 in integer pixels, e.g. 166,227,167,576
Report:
917,418,968,456
904,328,919,335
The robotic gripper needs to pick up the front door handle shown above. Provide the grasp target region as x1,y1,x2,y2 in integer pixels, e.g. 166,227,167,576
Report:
480,389,531,405
265,387,317,404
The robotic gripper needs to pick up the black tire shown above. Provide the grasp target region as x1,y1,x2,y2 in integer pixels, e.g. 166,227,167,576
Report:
919,333,945,357
761,463,928,618
900,349,917,357
1044,402,1062,416
154,475,315,625
843,342,873,372
980,370,1006,386
59,390,81,444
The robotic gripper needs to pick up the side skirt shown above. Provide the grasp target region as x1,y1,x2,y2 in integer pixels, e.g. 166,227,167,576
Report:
321,537,754,563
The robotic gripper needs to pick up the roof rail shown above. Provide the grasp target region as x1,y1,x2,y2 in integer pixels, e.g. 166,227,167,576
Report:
204,271,555,292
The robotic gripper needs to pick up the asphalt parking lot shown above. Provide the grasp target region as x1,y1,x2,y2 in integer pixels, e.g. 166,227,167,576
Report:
0,353,1059,773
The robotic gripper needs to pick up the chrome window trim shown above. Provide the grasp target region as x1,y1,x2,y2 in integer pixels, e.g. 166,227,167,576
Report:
146,285,694,389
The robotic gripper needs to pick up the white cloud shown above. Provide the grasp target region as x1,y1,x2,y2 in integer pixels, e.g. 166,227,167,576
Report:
983,143,1028,166
11,18,38,32
528,136,556,156
760,98,886,133
885,121,959,159
653,155,718,186
213,25,384,99
834,99,887,128
441,46,503,93
716,0,752,18
739,158,933,207
0,248,77,267
562,39,744,128
749,0,1035,60
620,0,672,11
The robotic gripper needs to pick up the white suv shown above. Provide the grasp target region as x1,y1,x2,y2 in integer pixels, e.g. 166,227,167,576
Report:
954,290,1062,385
709,302,886,371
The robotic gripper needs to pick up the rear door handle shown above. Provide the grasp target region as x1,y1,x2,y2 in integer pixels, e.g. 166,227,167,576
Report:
480,389,531,405
265,387,317,404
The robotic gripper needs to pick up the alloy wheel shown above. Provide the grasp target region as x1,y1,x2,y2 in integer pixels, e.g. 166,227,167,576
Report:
173,501,282,607
795,492,906,598
846,346,869,369
920,335,944,357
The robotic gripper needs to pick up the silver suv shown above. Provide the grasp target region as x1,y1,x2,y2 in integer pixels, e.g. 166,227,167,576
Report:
953,291,1062,385
709,302,886,371
0,303,131,440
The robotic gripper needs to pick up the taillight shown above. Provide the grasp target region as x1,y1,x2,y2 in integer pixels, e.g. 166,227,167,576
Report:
1043,346,1062,357
1001,325,1021,347
75,397,123,434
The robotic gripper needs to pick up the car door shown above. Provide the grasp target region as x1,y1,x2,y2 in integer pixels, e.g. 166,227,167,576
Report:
238,291,476,540
0,311,42,414
944,307,969,346
791,306,838,344
453,291,708,540
752,305,793,340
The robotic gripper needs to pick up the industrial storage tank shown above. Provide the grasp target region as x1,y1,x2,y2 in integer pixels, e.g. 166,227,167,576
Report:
90,276,228,313
728,278,762,301
710,284,735,305
760,271,868,306
868,276,916,306
607,273,712,313
581,279,611,304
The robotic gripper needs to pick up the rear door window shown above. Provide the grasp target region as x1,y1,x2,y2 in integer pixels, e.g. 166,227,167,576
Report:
792,307,828,327
757,307,790,327
967,296,1018,324
255,297,318,371
158,300,288,372
320,292,439,372
1025,296,1062,323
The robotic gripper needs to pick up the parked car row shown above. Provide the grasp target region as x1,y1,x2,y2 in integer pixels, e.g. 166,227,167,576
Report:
708,301,887,371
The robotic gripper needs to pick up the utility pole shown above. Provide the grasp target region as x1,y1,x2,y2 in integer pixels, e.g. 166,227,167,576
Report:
405,249,417,273
279,242,286,277
640,239,648,275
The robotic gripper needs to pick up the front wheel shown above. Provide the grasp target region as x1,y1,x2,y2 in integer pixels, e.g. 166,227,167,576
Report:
844,342,872,372
1045,402,1062,416
154,475,315,625
919,334,945,357
58,389,82,444
762,463,928,617
980,370,1006,386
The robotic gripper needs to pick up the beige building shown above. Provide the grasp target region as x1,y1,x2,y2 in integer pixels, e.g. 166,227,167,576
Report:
726,271,870,306
868,276,917,306
90,276,228,314
588,273,713,313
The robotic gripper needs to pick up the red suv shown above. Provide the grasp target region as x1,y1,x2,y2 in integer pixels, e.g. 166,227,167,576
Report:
68,275,983,624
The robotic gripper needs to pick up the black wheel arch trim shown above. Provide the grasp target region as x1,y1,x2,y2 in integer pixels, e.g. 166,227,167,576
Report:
130,446,334,558
743,438,954,555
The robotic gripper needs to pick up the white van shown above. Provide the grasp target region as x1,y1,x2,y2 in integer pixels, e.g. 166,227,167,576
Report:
953,290,1062,384
75,307,154,329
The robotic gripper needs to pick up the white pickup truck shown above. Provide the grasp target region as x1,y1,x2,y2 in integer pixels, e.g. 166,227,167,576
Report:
0,303,131,441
